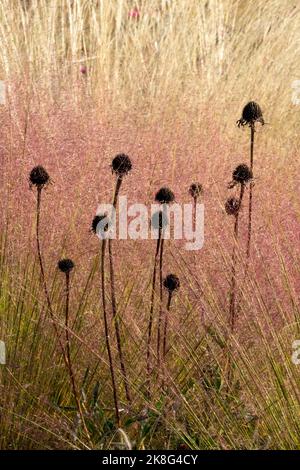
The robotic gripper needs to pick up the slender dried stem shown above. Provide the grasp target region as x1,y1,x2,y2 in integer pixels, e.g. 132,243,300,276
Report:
64,272,91,441
227,184,245,388
229,183,245,333
156,236,165,369
161,290,172,390
146,224,162,384
163,290,172,359
193,196,197,232
35,188,67,364
36,189,91,441
109,176,131,404
246,124,255,261
101,239,120,427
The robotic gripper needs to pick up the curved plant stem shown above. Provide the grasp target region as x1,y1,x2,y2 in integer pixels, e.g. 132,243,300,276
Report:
193,196,197,233
161,290,172,390
64,272,91,441
163,290,172,359
109,175,131,404
36,188,91,442
229,183,245,333
35,187,67,364
246,123,255,262
101,238,120,427
156,236,165,369
146,224,162,387
227,183,245,388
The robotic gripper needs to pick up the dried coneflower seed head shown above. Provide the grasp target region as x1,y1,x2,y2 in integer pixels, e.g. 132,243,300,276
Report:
232,164,253,184
163,274,180,293
91,214,109,235
29,165,50,188
237,101,264,127
111,154,132,177
58,258,75,273
189,183,203,199
225,197,240,216
155,187,175,204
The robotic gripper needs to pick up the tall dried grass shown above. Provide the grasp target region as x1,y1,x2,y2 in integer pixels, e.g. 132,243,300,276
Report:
0,0,300,450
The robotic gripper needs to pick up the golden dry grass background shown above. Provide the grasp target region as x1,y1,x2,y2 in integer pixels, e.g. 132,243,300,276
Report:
0,0,300,150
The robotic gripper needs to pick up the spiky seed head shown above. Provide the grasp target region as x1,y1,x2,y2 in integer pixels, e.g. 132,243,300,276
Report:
232,164,253,184
91,214,109,235
111,153,132,177
237,101,264,127
151,210,169,231
225,197,240,216
189,182,203,199
58,258,75,273
163,274,180,293
155,187,175,204
29,165,50,188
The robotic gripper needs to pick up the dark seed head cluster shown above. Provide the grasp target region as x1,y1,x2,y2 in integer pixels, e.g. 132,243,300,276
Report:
58,258,75,273
111,154,132,177
163,274,180,293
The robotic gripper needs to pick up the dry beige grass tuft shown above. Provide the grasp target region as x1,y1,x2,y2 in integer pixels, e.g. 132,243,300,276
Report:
0,0,300,149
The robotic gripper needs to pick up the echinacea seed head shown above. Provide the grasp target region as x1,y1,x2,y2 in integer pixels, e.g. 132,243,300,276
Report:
29,165,50,189
163,274,180,293
225,197,240,216
155,187,175,204
237,101,264,127
189,182,203,199
58,258,75,273
111,153,132,177
232,164,253,185
91,214,110,236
